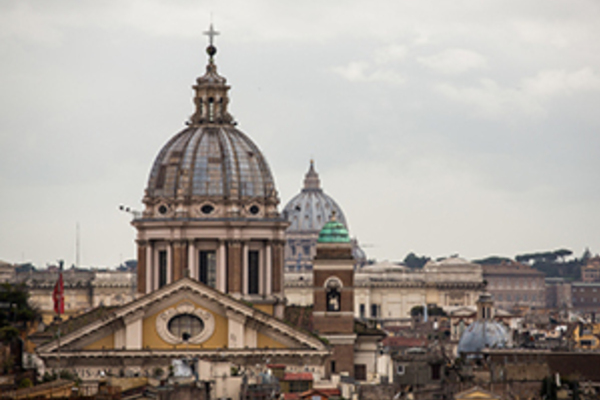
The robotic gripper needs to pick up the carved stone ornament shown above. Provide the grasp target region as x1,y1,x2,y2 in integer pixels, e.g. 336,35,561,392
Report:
155,302,215,345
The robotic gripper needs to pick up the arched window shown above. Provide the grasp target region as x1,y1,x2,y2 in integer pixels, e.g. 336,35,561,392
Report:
325,278,342,312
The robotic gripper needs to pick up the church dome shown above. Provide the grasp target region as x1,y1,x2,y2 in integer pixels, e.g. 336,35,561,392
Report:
142,31,279,219
457,292,511,354
283,161,347,232
146,126,276,201
457,320,510,354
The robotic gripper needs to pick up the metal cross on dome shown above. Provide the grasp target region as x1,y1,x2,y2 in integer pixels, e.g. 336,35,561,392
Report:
204,23,219,46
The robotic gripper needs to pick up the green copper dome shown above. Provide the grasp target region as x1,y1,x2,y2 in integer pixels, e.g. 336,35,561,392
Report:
318,217,350,243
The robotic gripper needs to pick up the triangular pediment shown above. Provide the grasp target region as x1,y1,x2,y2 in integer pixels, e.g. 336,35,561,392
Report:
37,278,328,357
455,386,502,400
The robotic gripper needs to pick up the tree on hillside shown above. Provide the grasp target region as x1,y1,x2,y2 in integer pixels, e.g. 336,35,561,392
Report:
404,252,430,269
411,305,447,317
472,256,511,265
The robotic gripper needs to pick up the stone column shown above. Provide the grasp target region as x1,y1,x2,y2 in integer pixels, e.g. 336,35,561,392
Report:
265,241,272,296
188,240,196,280
242,242,249,295
227,240,242,294
136,240,147,295
218,240,226,292
166,244,172,285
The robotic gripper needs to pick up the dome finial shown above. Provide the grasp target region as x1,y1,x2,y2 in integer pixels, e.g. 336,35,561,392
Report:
204,23,220,62
303,159,321,191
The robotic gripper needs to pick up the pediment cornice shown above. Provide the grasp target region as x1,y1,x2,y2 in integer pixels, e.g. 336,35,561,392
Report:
37,278,327,354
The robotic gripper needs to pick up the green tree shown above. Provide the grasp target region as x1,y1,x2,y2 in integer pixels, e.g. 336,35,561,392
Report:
0,283,38,330
411,305,447,317
472,256,511,265
403,252,430,269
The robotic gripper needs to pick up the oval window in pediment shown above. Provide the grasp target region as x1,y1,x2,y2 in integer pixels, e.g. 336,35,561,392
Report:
168,314,204,341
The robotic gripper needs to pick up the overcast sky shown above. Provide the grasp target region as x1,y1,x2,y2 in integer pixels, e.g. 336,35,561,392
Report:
1,0,599,269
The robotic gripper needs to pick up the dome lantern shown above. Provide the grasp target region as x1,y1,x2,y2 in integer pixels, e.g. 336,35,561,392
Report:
189,23,234,126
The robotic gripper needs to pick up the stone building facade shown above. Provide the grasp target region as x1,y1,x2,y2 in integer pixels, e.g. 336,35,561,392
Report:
13,269,136,323
581,256,600,282
571,282,600,313
545,277,572,309
286,257,485,322
481,261,546,310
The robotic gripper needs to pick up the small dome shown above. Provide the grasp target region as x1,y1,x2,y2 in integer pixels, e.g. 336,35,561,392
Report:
283,161,347,232
318,215,350,243
457,320,510,354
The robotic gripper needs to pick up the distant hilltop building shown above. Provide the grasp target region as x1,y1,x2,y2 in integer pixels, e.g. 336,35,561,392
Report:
13,268,136,323
581,255,600,282
282,161,366,272
481,260,546,311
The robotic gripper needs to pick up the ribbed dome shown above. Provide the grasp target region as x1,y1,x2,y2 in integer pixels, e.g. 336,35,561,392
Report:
283,161,347,232
457,320,510,354
142,34,279,213
146,126,276,201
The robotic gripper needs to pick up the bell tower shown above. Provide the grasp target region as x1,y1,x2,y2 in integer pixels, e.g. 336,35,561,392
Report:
312,213,356,377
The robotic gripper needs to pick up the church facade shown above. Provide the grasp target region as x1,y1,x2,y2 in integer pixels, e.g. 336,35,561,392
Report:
132,28,287,318
33,27,388,396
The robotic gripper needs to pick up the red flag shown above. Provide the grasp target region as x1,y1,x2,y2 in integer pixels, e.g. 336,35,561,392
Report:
52,272,64,315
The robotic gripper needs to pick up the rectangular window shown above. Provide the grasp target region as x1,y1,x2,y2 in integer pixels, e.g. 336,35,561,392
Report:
199,250,217,288
289,381,310,393
158,250,168,288
354,364,367,381
371,304,379,318
431,363,441,381
359,304,366,318
330,361,336,373
248,250,260,294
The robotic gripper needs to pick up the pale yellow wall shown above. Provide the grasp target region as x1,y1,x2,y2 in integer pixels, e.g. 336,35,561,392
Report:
142,300,228,349
257,332,286,349
84,332,115,350
253,304,273,315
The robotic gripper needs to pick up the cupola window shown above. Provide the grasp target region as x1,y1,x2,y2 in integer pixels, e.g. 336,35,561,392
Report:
201,204,214,214
249,205,260,215
208,97,215,122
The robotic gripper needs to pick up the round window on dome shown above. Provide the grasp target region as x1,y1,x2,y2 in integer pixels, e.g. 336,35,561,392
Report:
158,204,169,215
201,204,214,215
249,205,260,215
168,314,204,341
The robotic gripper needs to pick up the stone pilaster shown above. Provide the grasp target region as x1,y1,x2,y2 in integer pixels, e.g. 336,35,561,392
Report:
227,240,242,294
136,241,147,295
171,240,188,282
271,240,285,294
